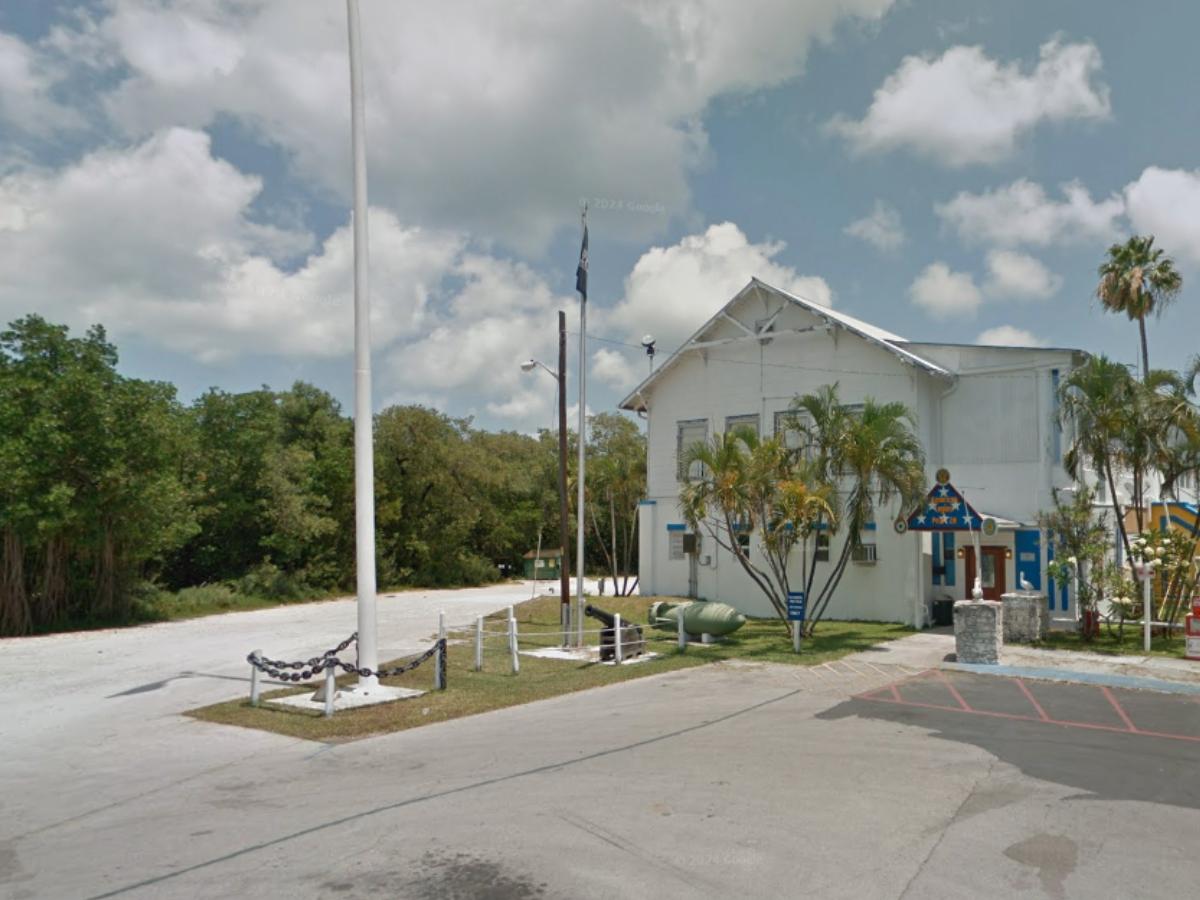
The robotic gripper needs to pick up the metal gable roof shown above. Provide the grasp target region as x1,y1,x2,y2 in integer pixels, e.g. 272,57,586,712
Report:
618,278,952,411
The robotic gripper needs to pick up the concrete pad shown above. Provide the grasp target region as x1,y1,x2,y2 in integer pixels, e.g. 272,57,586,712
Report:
268,683,426,713
519,645,661,665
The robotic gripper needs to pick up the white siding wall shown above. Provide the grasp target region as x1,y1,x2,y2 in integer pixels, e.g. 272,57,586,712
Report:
636,293,1081,626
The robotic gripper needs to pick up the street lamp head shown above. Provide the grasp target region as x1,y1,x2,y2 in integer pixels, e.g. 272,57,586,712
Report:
520,359,538,372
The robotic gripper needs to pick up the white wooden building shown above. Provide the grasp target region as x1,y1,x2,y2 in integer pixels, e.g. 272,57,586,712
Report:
619,278,1087,626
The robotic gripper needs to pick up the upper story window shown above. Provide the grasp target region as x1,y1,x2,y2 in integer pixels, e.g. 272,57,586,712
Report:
1051,368,1062,463
676,419,708,481
724,413,760,439
774,409,811,458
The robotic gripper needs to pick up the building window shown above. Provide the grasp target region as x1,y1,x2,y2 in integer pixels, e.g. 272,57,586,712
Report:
774,409,810,456
677,419,708,481
669,530,685,560
1051,369,1062,463
815,533,830,562
725,413,760,439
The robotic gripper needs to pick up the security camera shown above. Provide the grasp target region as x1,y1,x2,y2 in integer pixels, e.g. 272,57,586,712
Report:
641,335,656,355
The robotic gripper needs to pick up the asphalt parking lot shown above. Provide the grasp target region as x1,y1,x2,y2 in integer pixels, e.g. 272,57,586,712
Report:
4,621,1199,900
830,668,1200,811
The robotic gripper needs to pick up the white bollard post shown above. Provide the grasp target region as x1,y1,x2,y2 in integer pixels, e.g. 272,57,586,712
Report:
250,655,261,706
793,621,802,654
1143,568,1152,653
474,615,484,671
434,610,446,690
614,613,624,665
509,616,520,674
323,665,336,718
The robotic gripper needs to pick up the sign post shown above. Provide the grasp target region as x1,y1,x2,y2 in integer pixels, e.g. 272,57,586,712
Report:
787,591,807,653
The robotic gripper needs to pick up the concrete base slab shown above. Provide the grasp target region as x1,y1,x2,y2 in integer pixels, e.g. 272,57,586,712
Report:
268,683,425,713
519,646,661,666
520,646,597,662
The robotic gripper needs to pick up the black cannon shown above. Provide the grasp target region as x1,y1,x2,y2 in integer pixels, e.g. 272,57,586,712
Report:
584,604,646,662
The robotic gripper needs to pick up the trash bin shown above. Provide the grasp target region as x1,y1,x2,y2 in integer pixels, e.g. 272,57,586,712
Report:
932,599,954,627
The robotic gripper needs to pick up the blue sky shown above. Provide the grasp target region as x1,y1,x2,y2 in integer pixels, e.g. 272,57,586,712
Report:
2,0,1198,432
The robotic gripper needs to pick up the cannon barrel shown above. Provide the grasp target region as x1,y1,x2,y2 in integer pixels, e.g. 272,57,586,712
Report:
584,603,616,628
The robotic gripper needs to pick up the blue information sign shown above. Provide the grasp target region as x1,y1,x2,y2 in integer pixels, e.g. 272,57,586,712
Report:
787,591,807,622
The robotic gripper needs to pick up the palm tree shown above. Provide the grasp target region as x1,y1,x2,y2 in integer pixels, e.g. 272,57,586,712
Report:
791,388,925,633
680,427,833,633
1060,356,1137,555
1096,235,1182,379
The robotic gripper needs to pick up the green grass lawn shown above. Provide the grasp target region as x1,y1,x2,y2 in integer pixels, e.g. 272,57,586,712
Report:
188,594,913,742
1023,626,1190,659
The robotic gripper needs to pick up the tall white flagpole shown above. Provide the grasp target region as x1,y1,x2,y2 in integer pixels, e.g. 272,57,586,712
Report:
347,0,378,690
576,207,588,646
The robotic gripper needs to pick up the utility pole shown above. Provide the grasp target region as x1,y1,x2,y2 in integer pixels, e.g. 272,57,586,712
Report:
557,311,571,643
575,207,588,646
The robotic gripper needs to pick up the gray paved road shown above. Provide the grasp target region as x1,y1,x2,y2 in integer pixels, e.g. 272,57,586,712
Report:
3,616,1199,899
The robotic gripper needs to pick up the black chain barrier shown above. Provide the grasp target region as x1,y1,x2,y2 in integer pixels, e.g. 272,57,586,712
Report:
246,634,447,683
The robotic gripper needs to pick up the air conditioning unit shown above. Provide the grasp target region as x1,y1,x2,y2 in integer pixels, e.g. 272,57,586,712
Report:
852,544,877,564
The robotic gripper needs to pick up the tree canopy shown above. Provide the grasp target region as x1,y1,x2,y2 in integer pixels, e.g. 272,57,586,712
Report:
0,316,639,635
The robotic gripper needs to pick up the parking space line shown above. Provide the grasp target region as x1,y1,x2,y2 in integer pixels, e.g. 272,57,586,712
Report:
1101,686,1138,733
857,679,1200,745
933,668,971,711
1014,679,1050,722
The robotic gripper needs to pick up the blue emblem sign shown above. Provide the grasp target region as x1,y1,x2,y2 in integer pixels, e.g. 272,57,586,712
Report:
787,591,807,622
903,479,983,532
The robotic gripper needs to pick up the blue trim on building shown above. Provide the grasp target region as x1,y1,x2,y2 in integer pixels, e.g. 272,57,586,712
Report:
932,533,943,586
943,532,956,587
1014,530,1041,591
666,523,685,532
638,499,657,506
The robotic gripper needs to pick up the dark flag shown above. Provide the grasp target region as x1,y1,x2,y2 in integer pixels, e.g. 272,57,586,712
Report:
575,212,588,301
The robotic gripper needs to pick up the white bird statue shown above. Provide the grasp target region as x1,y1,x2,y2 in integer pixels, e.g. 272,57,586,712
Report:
1019,573,1034,591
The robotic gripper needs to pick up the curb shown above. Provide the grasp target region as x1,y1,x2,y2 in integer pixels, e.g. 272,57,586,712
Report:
941,662,1200,697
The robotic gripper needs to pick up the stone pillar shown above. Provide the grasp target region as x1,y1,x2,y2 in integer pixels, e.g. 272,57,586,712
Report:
954,600,1002,664
1001,592,1048,643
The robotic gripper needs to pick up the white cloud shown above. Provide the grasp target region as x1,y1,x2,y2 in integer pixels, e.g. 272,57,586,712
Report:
829,39,1110,166
592,347,640,391
604,222,833,354
1124,167,1200,265
64,0,894,253
936,178,1123,247
975,325,1046,347
908,262,982,318
983,250,1062,300
0,128,469,361
0,127,578,430
0,30,82,136
844,200,905,251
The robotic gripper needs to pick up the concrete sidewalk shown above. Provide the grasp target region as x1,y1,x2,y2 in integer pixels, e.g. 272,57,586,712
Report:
871,627,1200,692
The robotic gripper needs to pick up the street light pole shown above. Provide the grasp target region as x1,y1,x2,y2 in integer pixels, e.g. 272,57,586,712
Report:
346,0,377,690
520,319,572,644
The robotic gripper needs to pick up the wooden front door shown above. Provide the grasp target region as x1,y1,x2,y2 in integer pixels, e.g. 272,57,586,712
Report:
964,546,1007,601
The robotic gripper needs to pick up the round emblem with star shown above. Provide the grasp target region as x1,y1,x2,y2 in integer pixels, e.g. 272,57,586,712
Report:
982,517,997,536
935,467,951,485
894,517,907,534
